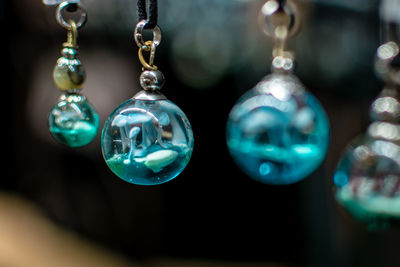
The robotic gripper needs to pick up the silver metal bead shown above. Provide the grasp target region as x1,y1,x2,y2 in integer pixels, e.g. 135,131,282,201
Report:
271,55,294,73
375,41,400,84
367,121,400,144
140,70,165,91
370,87,400,123
61,47,79,59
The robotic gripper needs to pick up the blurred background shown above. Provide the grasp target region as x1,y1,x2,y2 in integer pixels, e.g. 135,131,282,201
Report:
2,0,400,266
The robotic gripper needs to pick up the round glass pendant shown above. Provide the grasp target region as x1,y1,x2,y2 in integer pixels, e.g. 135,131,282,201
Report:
334,134,400,229
48,93,99,147
333,90,400,229
226,73,330,184
101,97,194,185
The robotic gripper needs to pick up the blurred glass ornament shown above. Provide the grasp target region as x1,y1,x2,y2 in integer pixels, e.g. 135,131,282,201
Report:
227,73,330,184
334,41,400,230
226,0,330,184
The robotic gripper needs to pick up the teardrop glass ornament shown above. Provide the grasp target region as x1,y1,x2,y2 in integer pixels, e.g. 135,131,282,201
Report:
48,93,99,147
101,97,194,185
226,73,330,184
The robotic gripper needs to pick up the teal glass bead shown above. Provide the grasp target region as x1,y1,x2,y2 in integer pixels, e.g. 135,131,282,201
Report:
101,97,194,185
226,73,330,184
334,133,400,230
48,93,99,147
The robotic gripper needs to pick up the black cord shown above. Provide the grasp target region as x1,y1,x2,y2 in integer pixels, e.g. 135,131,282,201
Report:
277,0,286,11
137,0,158,29
66,3,78,12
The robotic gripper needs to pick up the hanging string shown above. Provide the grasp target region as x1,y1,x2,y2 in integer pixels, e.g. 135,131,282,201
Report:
66,3,78,12
137,0,158,29
277,0,286,11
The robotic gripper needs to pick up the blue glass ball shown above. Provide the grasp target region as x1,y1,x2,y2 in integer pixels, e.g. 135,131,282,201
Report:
226,73,330,184
48,93,99,147
334,133,400,230
101,97,194,185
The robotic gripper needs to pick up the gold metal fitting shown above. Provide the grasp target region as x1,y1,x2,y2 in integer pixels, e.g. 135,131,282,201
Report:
63,20,78,48
138,40,158,70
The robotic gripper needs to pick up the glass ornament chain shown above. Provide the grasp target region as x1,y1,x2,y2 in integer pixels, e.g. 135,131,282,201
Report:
48,1,100,148
101,0,194,185
134,20,161,71
333,41,400,230
226,0,330,185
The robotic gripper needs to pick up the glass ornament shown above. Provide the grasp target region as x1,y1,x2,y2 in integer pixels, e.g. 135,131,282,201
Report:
333,40,400,229
48,3,99,147
49,93,99,147
101,19,194,185
226,0,330,184
226,73,330,184
334,135,400,230
333,89,400,229
101,97,194,185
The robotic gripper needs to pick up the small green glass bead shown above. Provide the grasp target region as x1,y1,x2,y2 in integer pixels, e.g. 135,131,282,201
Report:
53,55,86,91
48,93,99,147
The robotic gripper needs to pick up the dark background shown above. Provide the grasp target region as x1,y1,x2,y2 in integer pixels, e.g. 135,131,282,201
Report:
2,0,400,266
